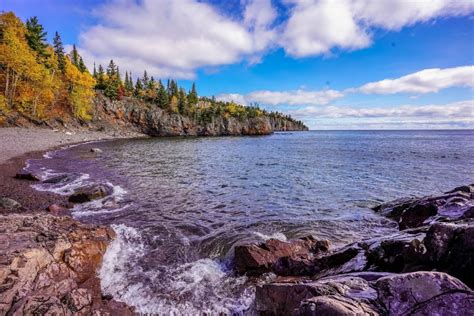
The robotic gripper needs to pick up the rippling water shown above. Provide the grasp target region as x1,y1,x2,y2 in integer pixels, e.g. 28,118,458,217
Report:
27,130,474,314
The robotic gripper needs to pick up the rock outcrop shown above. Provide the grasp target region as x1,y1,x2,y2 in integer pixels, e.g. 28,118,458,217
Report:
255,271,474,315
0,213,133,315
91,94,308,136
236,185,474,315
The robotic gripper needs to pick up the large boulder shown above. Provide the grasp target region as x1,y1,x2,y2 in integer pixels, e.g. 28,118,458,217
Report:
68,184,113,203
14,172,41,181
423,221,474,287
234,236,330,276
375,271,473,316
0,197,22,210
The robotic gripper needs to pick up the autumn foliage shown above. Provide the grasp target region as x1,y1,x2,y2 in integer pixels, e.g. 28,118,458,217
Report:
0,12,95,121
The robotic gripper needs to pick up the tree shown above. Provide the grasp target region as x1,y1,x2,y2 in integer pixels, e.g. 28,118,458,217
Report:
25,16,49,61
188,82,198,105
134,78,143,97
53,31,66,72
95,64,106,90
71,44,79,67
142,70,149,87
78,57,87,73
104,60,120,99
157,81,168,108
178,88,187,114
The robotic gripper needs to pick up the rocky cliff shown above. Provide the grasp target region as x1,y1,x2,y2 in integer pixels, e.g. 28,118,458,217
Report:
0,94,308,136
90,95,308,136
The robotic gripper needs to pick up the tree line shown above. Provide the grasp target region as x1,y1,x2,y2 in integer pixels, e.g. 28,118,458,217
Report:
0,12,305,127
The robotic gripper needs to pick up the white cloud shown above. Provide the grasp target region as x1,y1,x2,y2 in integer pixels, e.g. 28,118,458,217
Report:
216,89,343,106
287,100,474,129
78,0,276,78
281,0,474,57
357,66,474,94
288,99,474,119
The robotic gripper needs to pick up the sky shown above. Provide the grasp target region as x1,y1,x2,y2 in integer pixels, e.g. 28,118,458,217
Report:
2,0,474,130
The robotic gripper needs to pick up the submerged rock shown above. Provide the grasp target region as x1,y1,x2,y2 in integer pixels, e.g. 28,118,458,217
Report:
90,147,103,153
68,184,113,203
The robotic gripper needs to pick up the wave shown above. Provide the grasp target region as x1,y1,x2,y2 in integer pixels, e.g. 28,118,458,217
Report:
100,224,254,315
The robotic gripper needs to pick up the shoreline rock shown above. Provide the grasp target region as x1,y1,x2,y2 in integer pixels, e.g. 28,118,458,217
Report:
236,184,474,315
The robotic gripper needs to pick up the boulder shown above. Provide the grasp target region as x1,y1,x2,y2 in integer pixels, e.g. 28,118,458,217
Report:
373,185,474,229
42,174,74,184
423,221,474,287
14,172,41,181
299,295,378,316
234,236,330,275
0,197,22,210
375,271,472,316
68,184,113,203
90,148,103,153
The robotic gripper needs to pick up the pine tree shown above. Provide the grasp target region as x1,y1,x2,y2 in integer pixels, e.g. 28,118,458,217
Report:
142,70,149,88
104,60,120,99
25,16,49,61
71,44,79,67
178,88,187,114
78,57,87,73
93,62,97,78
188,82,198,105
134,78,143,97
53,31,66,72
157,81,169,108
95,64,106,90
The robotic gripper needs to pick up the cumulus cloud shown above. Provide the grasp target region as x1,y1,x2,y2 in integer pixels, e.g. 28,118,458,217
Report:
216,89,343,106
288,99,474,119
356,66,474,94
281,0,474,57
78,0,276,78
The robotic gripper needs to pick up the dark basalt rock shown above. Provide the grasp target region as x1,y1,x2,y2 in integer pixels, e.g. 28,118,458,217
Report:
14,172,41,181
68,184,113,203
373,184,474,229
42,174,75,184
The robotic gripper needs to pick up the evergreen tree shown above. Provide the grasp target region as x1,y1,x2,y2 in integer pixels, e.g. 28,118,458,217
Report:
71,44,79,67
78,57,87,73
25,16,49,61
157,81,169,108
53,31,66,72
178,88,187,114
170,80,178,98
142,70,149,88
134,78,143,97
188,82,198,105
104,60,120,99
93,62,97,78
148,76,155,90
95,64,106,90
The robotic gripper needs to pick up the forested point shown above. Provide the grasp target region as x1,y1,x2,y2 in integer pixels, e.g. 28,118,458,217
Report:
0,12,305,128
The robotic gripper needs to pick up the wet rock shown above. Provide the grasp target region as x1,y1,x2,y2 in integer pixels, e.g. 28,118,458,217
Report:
374,185,474,229
375,271,472,316
42,174,74,184
0,214,132,315
423,221,474,287
0,197,22,210
234,236,330,276
406,291,474,316
14,172,41,181
68,184,113,203
90,147,103,153
46,204,70,216
299,295,378,315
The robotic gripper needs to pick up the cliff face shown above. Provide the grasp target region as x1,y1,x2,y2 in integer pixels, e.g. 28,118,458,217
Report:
92,95,308,136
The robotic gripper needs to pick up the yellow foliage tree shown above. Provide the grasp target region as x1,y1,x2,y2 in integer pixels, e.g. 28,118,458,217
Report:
64,59,95,120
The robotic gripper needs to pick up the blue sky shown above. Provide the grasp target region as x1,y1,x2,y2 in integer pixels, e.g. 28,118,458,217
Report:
2,0,474,129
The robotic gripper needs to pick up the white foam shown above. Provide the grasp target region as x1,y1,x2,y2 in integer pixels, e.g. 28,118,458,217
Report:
32,173,91,196
253,231,287,242
100,225,255,315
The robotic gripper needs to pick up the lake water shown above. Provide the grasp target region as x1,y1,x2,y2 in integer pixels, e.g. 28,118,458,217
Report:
26,130,474,314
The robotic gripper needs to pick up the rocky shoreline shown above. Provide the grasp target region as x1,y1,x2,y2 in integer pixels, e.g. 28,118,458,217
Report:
0,144,136,315
234,184,474,315
1,132,472,315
